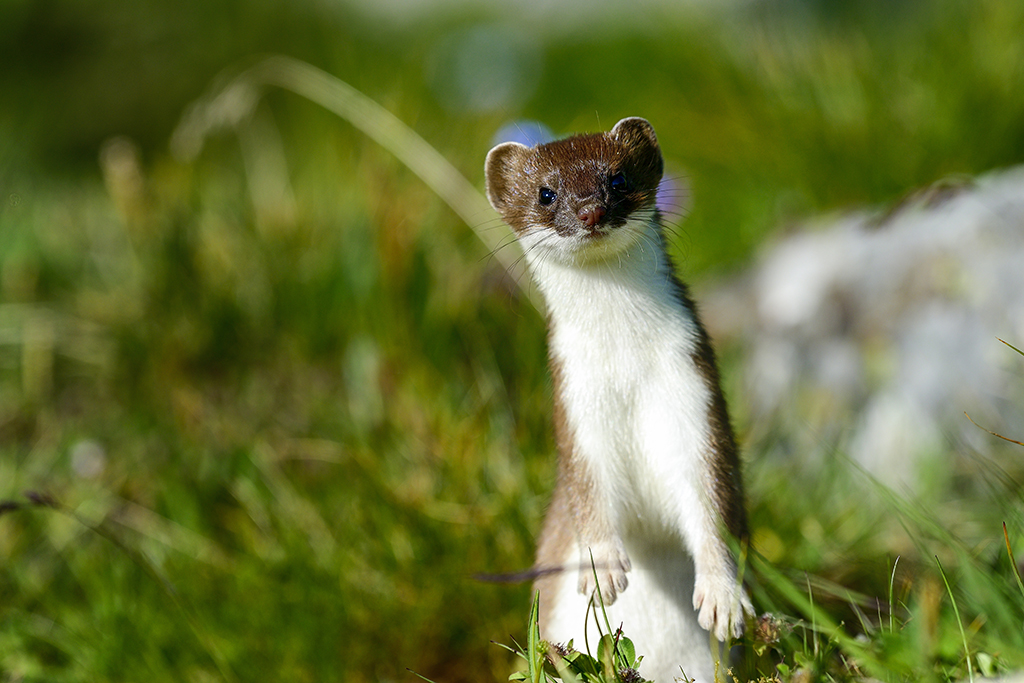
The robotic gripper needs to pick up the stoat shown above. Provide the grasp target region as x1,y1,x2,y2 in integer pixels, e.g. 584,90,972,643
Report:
484,118,752,682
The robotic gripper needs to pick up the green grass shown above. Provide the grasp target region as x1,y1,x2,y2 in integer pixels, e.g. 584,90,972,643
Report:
3,0,1024,681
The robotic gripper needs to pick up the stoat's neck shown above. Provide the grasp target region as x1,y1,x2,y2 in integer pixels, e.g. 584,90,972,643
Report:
526,218,688,332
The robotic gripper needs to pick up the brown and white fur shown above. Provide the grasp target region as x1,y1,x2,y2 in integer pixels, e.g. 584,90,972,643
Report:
484,118,752,682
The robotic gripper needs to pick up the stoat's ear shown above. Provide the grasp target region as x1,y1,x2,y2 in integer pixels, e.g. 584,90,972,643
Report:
484,142,530,213
611,117,659,153
611,117,663,183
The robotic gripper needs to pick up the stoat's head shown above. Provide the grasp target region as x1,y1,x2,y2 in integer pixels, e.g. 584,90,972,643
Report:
484,117,664,265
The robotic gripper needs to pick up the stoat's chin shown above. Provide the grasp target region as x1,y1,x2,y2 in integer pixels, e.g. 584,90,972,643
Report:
522,214,656,267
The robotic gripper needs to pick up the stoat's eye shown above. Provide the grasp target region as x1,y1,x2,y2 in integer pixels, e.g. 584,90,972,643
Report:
538,187,556,206
609,173,628,193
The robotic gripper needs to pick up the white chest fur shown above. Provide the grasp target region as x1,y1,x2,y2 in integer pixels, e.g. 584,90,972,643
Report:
527,220,715,540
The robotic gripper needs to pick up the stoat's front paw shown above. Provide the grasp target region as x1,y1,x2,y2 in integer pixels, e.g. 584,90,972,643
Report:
578,540,631,605
693,573,753,641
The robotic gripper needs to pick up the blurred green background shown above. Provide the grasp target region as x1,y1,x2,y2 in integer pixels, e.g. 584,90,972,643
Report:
2,0,1024,681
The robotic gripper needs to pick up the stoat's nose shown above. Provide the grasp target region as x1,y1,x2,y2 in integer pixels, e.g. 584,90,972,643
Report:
577,204,606,228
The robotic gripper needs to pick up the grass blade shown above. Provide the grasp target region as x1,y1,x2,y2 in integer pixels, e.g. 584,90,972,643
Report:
528,591,545,683
997,338,1024,357
964,412,1024,447
889,556,900,633
1003,523,1024,603
936,556,974,683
